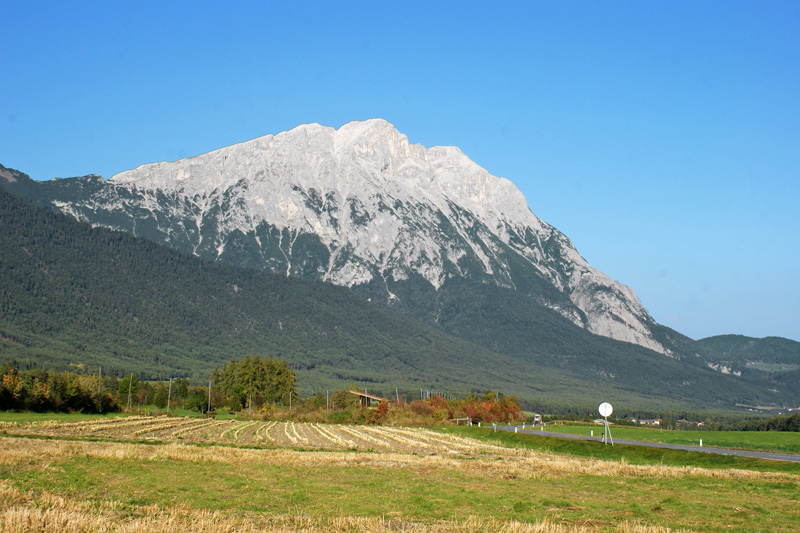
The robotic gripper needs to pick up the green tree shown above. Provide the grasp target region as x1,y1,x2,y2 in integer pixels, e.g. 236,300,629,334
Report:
152,382,168,408
330,387,358,410
482,390,498,402
119,374,140,408
211,355,297,411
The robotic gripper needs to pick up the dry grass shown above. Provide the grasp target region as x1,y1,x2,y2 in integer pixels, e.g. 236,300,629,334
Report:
0,479,682,532
0,435,792,483
9,417,519,453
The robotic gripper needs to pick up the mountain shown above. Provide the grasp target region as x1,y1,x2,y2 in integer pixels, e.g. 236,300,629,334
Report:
1,179,795,410
2,119,797,408
1,120,666,353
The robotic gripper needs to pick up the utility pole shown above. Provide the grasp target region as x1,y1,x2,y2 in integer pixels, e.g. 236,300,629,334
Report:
326,390,330,412
207,379,212,413
97,366,101,396
167,377,172,415
126,374,133,412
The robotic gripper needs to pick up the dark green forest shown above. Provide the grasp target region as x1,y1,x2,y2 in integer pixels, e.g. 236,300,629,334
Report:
698,335,800,363
728,412,800,432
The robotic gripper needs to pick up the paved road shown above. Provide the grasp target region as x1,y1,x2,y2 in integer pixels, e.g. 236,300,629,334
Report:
495,425,800,463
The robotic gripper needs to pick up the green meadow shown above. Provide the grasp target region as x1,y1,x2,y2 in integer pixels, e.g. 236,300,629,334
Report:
533,422,800,454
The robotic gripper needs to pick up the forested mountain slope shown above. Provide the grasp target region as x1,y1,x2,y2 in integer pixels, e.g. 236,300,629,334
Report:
698,335,800,387
0,183,533,393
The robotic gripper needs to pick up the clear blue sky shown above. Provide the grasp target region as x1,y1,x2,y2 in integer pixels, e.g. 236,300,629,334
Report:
2,1,798,341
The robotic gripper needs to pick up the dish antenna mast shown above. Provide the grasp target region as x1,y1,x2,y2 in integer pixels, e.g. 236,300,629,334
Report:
598,402,614,445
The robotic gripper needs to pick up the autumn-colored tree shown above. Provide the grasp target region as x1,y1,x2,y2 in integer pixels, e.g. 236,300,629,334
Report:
1,368,23,401
375,399,389,418
459,394,521,423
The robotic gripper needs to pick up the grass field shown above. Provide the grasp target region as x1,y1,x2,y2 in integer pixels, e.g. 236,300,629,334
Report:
1,414,799,532
0,411,129,424
535,422,800,454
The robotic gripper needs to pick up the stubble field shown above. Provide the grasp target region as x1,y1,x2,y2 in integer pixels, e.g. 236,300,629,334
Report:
2,415,510,455
1,415,798,532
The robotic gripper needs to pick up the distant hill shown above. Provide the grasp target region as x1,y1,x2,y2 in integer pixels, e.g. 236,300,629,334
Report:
2,168,798,410
698,334,800,382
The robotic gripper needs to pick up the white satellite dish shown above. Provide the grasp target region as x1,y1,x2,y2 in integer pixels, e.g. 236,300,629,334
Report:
599,402,613,417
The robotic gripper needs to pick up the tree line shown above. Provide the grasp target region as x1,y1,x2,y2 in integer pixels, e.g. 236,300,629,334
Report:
290,387,523,425
0,366,118,413
3,353,796,433
116,374,211,412
726,412,800,432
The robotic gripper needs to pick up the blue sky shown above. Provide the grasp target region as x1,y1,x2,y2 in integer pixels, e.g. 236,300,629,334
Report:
2,1,799,341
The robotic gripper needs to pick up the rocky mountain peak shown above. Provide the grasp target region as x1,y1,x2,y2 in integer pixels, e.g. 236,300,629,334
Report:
7,121,668,354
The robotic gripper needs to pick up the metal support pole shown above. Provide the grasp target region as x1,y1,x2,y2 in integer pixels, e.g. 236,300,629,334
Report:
603,415,613,445
167,377,172,414
126,374,133,412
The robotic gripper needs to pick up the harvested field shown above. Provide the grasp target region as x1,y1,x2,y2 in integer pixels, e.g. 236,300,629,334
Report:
4,416,511,455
